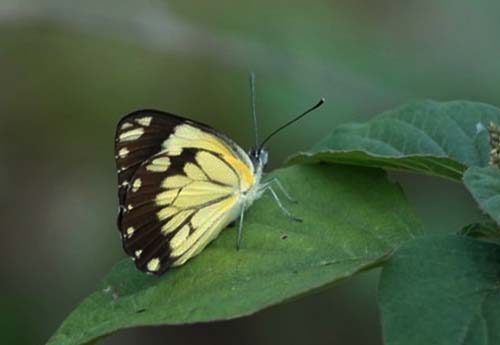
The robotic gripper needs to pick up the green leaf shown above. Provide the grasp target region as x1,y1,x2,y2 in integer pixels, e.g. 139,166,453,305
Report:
289,100,500,181
379,235,500,345
464,166,500,225
48,164,422,345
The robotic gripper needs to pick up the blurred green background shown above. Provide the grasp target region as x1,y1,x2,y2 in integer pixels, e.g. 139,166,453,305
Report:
0,1,494,344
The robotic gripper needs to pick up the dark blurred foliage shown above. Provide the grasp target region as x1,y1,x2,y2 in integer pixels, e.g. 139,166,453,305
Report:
0,1,494,344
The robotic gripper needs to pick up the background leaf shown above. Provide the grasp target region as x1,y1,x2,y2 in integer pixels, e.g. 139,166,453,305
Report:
379,235,500,345
290,100,500,181
48,164,422,345
460,222,500,242
464,166,500,225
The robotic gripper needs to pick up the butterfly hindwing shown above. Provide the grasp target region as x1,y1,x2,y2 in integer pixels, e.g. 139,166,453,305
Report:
116,116,256,275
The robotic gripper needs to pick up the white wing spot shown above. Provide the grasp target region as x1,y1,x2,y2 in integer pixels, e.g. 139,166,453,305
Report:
147,258,160,272
120,122,133,130
135,249,143,258
146,157,170,172
118,147,129,158
126,227,135,238
127,204,133,210
132,178,142,192
146,165,168,172
136,116,152,127
119,128,144,142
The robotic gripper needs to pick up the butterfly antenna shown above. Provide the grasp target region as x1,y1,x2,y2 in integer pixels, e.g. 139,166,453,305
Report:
259,98,325,150
249,72,259,147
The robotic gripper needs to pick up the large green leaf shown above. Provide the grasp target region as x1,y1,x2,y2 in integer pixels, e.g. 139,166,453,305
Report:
290,100,500,181
464,166,500,225
379,235,500,345
48,164,422,345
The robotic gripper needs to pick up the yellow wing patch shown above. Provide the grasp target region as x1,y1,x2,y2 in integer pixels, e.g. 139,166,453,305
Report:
155,189,179,206
163,124,255,190
171,195,239,266
184,162,207,180
173,183,234,208
163,124,234,158
170,225,191,249
195,151,239,187
157,206,178,221
162,175,191,188
160,210,194,235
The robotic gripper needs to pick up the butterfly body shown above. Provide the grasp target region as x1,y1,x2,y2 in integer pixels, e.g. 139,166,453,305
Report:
115,110,268,275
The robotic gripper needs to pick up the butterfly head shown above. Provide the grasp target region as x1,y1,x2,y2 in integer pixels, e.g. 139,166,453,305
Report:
247,97,324,173
249,147,268,169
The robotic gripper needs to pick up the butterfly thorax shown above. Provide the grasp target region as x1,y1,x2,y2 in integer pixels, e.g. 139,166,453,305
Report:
238,147,267,208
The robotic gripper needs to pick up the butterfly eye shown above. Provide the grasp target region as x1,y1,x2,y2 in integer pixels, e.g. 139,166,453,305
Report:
248,149,259,162
248,148,268,166
248,148,257,159
259,149,268,166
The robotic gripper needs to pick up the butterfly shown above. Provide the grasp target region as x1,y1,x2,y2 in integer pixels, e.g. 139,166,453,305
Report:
115,79,324,275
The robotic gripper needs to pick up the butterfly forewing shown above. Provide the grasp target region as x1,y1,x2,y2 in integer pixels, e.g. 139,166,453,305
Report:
115,113,256,275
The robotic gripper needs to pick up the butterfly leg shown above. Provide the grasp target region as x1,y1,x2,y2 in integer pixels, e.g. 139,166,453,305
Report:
236,206,245,250
266,177,298,203
266,186,302,222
